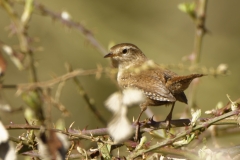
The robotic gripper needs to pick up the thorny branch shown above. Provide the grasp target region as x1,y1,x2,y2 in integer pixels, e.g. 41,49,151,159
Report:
127,109,240,159
5,106,240,159
5,119,191,137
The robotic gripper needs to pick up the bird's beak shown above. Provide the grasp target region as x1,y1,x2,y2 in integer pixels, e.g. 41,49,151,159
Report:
104,52,114,58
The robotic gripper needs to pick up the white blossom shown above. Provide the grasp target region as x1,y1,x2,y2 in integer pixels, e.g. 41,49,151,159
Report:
122,88,145,107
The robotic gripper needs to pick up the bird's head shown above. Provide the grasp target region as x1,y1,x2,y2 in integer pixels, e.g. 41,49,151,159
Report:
104,43,147,69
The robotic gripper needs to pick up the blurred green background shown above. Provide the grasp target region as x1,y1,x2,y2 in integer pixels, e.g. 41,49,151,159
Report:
0,0,239,151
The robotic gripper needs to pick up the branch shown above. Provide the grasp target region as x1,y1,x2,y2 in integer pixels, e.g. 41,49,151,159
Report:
5,118,192,136
5,114,239,138
127,109,240,159
7,68,107,93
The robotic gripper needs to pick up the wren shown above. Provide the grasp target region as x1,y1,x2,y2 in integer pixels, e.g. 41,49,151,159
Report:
104,43,204,125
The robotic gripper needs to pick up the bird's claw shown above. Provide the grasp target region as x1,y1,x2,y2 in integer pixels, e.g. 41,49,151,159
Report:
164,114,172,131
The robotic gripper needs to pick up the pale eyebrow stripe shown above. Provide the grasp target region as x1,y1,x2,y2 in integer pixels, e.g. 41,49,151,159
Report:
128,46,137,50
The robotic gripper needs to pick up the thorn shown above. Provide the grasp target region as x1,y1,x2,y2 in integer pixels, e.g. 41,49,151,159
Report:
150,115,154,122
69,121,75,129
226,94,234,103
90,132,93,137
24,118,30,125
83,125,88,131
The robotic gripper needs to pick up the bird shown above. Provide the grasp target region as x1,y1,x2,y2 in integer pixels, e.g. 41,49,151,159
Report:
104,43,204,128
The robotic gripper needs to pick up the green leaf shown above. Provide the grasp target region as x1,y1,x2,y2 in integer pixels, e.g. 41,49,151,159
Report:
97,140,111,160
178,2,196,19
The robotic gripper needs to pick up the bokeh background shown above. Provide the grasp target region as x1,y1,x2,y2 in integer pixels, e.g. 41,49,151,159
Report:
0,0,239,154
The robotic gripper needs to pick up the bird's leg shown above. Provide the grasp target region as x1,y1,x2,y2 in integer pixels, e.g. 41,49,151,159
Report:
134,104,147,141
136,106,146,123
164,102,175,130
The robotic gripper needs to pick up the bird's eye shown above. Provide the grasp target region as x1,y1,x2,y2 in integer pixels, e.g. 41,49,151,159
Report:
122,49,128,54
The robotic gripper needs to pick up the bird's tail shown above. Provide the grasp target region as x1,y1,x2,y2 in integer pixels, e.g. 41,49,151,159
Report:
166,74,205,93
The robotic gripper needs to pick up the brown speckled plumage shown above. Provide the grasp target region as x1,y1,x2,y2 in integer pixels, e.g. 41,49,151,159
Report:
104,43,204,120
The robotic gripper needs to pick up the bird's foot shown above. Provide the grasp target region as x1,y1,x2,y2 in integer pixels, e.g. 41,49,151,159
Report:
164,110,173,130
134,121,141,142
134,116,142,142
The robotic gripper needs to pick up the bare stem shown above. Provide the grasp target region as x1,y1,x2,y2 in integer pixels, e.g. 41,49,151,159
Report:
66,64,107,125
192,0,208,64
15,68,107,93
188,0,208,109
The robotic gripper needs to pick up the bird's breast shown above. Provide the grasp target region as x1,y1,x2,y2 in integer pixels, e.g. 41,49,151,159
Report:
117,70,135,89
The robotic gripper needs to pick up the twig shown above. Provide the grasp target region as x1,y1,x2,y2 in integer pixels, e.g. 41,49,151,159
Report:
66,142,75,160
192,125,240,148
192,0,208,64
14,68,107,93
55,81,65,102
159,63,229,76
22,150,91,159
0,0,29,53
0,0,47,127
10,136,35,149
33,1,107,55
1,84,17,89
0,40,22,71
155,147,200,160
42,86,70,116
66,64,107,125
188,0,208,110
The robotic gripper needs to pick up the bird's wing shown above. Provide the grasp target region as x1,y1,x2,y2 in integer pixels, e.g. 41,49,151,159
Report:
129,69,176,102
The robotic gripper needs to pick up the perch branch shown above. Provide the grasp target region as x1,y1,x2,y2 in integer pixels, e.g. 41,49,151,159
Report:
127,109,240,159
